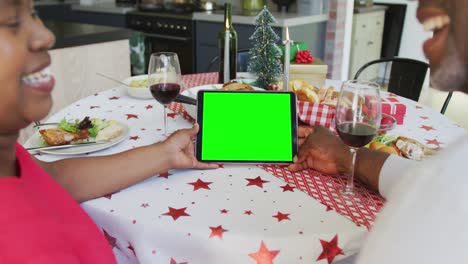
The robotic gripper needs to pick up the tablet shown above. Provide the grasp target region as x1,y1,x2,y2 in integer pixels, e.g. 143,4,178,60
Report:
195,90,298,163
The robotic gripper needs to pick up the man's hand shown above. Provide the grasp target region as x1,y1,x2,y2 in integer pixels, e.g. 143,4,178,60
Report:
162,124,219,170
289,125,351,174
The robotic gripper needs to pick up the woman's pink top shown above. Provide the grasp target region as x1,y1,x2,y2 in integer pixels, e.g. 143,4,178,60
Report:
0,144,116,263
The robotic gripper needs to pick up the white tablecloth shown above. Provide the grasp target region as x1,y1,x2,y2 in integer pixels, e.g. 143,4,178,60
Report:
27,75,466,264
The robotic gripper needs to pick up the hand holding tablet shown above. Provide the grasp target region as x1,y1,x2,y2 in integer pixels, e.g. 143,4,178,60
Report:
195,90,298,163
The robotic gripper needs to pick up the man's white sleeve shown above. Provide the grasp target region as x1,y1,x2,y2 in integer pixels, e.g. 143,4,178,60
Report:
378,155,413,199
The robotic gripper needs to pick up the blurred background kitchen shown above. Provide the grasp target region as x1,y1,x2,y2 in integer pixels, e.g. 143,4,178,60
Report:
33,0,468,133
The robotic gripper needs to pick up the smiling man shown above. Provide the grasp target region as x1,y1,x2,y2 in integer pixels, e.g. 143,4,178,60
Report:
290,0,468,262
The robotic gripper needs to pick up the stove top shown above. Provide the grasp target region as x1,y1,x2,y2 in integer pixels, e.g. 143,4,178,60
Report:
137,2,198,14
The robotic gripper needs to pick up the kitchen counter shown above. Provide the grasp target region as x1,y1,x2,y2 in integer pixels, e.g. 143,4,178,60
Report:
44,20,132,49
354,5,388,14
193,10,328,27
71,2,136,14
34,0,78,6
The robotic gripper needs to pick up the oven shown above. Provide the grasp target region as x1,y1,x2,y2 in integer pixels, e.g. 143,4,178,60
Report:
126,11,195,74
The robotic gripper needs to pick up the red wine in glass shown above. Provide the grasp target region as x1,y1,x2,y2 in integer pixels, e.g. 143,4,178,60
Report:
337,122,376,148
150,83,181,105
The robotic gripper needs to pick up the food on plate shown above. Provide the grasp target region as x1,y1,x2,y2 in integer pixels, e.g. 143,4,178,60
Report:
96,123,124,141
369,141,387,151
395,136,437,160
368,134,437,160
378,146,399,155
39,117,123,146
39,128,88,146
221,82,255,91
129,79,149,88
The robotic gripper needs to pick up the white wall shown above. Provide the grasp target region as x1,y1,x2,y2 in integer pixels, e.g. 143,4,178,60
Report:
342,0,354,81
374,0,430,62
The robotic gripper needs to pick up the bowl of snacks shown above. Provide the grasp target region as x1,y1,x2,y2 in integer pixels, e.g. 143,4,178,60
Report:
379,113,396,133
123,75,152,99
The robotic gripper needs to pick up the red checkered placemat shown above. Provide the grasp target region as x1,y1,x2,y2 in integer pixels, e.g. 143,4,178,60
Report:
297,101,336,129
171,73,384,229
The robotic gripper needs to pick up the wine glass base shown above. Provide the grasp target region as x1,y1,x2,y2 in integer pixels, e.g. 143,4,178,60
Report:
341,187,355,196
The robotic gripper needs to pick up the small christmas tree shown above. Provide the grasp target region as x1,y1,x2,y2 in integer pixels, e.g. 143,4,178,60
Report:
248,6,283,90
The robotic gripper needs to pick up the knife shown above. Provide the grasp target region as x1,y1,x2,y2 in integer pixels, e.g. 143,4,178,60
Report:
26,141,110,152
96,72,197,105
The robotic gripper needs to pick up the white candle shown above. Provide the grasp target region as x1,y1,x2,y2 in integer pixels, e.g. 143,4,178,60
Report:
283,27,291,91
224,30,230,84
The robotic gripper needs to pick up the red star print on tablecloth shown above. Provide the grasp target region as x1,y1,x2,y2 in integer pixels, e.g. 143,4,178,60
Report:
245,210,253,215
220,209,229,214
128,243,136,256
420,116,429,120
170,258,188,264
426,139,443,147
90,106,100,109
272,211,290,222
162,207,190,220
126,114,139,120
158,171,171,179
416,105,423,109
280,184,295,192
145,105,153,109
130,136,140,140
109,96,120,100
188,179,212,191
103,229,118,249
167,113,177,119
209,225,228,240
316,235,344,264
420,125,436,131
248,241,280,264
246,176,269,188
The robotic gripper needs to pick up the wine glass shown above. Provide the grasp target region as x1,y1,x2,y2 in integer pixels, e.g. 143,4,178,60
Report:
335,80,381,195
148,52,182,136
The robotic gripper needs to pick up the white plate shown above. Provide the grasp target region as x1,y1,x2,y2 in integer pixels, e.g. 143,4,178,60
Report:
181,84,262,119
27,122,129,155
122,75,153,99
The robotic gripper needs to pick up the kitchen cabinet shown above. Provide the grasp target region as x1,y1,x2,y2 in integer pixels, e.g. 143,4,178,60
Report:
194,21,282,72
349,7,386,79
194,20,326,73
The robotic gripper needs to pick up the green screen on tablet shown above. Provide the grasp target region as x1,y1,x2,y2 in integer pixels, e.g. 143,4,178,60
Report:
195,90,298,163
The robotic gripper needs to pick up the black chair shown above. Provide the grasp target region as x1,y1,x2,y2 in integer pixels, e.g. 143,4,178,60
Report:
440,91,453,114
353,57,429,102
206,49,250,72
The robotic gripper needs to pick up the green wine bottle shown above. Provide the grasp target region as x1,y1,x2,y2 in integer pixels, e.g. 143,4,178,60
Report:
218,3,238,84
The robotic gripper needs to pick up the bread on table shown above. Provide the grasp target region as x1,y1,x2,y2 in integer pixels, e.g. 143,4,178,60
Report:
221,82,255,91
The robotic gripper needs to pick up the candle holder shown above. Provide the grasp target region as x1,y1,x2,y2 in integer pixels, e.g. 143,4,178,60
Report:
282,27,292,91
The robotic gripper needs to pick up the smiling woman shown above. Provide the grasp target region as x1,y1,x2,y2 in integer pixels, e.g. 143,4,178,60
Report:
0,2,55,133
0,0,218,262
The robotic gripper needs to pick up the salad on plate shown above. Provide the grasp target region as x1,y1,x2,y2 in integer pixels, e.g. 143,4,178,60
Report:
38,117,124,146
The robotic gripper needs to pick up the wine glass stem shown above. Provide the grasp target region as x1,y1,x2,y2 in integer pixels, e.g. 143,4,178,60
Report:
345,147,358,194
163,105,168,136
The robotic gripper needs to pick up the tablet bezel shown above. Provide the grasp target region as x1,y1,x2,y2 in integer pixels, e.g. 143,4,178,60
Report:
195,90,298,163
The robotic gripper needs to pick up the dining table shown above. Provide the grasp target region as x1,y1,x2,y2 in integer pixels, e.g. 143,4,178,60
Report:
26,72,466,264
